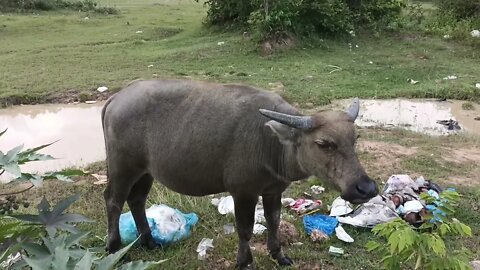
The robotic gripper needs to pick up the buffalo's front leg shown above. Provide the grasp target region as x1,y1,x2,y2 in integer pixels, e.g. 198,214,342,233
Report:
233,195,258,270
263,194,293,266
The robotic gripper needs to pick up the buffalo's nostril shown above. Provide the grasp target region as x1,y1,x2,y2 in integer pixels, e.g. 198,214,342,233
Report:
356,180,377,197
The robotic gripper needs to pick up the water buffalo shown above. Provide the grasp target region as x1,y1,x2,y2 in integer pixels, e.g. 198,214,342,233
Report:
102,79,377,269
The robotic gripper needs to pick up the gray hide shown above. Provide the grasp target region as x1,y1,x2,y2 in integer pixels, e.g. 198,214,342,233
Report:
102,80,377,269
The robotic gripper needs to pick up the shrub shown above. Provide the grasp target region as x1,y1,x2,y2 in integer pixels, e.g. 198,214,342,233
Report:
200,0,405,38
366,190,473,270
435,0,480,20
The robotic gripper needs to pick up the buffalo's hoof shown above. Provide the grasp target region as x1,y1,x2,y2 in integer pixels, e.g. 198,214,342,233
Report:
141,234,156,250
277,256,294,266
106,239,122,254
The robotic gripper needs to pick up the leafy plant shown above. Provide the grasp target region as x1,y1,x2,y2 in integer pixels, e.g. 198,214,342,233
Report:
366,190,473,270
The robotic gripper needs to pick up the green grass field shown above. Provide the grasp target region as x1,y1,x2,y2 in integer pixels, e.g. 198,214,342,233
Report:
1,0,480,269
1,0,479,107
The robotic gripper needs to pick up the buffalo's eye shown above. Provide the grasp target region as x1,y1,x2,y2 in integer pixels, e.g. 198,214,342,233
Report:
315,139,337,150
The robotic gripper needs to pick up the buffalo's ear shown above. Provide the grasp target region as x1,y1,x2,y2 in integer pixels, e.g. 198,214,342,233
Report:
265,120,298,145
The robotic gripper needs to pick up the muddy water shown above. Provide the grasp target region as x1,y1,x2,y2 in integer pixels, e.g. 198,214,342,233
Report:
322,99,480,136
0,102,105,180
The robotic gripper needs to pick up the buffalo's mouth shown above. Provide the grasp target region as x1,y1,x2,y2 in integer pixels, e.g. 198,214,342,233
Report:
341,175,378,204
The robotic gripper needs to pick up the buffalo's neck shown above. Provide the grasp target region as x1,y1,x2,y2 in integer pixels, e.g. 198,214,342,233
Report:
265,143,308,182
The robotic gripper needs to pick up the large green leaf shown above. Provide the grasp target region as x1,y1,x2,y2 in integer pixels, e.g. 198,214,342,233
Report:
22,243,50,257
4,144,24,164
2,162,22,177
23,254,53,270
74,251,93,270
96,238,139,270
17,141,57,164
13,195,91,237
65,231,90,247
52,245,70,269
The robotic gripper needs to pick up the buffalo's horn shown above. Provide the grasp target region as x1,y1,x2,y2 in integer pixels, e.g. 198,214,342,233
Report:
345,97,360,121
259,109,314,130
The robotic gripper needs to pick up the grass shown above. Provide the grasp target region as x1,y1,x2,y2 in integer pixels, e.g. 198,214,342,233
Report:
7,128,479,270
1,0,480,107
1,0,480,268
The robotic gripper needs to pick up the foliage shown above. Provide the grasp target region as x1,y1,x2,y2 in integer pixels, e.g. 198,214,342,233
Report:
0,0,118,14
1,196,165,269
366,190,473,270
0,129,87,187
435,0,480,20
200,0,405,38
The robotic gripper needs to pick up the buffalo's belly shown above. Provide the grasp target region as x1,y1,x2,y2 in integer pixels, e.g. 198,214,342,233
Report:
152,171,226,196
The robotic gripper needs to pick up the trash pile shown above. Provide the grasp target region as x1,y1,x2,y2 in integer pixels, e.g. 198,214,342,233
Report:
119,204,198,246
333,174,448,228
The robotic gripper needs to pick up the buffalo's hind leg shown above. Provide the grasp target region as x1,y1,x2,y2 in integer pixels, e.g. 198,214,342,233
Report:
127,174,155,249
104,165,147,253
263,194,293,266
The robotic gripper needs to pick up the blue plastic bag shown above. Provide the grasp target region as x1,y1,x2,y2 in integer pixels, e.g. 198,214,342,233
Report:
119,204,198,246
303,214,338,236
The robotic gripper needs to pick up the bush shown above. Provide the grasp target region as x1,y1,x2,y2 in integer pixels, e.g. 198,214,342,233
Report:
200,0,405,38
436,0,480,20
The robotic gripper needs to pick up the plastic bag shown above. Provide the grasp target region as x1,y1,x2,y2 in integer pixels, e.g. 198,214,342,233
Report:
303,214,338,236
119,204,198,246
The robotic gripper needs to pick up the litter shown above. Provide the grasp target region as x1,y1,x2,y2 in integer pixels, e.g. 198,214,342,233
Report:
119,204,198,246
328,246,344,255
329,197,353,217
443,34,450,39
0,252,21,269
147,64,154,68
215,196,235,215
335,225,354,243
196,238,214,260
217,41,225,45
281,198,295,206
337,196,398,228
475,83,480,89
303,214,338,236
223,224,235,235
85,100,97,104
287,198,322,214
135,30,143,34
310,185,325,194
403,200,424,214
436,119,461,130
369,61,373,64
443,75,457,80
291,242,304,246
407,78,419,85
253,224,267,235
84,17,89,20
310,229,329,242
279,220,299,245
91,173,107,185
471,30,480,38
97,86,108,93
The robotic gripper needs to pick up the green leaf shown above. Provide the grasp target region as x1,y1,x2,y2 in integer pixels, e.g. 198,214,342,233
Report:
22,243,50,257
16,141,57,164
2,162,22,177
388,230,402,253
5,144,24,163
52,246,70,269
439,223,450,236
65,231,90,247
429,234,446,257
96,238,139,270
23,254,53,270
50,194,81,218
365,241,381,252
74,251,93,270
459,223,472,237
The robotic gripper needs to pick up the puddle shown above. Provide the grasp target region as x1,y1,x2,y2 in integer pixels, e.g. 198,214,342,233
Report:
0,102,105,181
313,99,480,136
